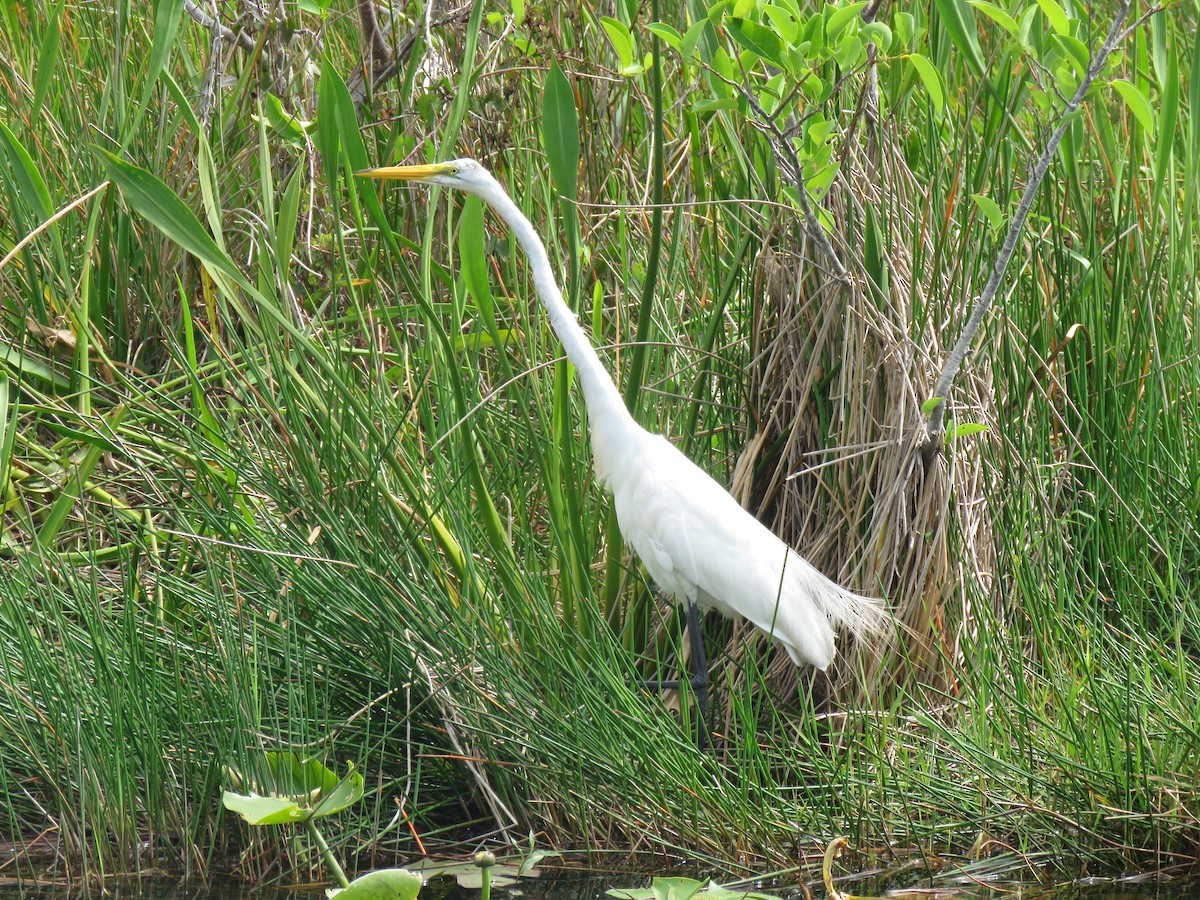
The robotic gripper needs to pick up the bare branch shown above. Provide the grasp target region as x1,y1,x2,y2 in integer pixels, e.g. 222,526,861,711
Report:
923,1,1135,456
183,0,255,52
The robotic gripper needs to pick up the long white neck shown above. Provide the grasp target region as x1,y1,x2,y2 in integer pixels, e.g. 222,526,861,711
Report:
480,183,639,481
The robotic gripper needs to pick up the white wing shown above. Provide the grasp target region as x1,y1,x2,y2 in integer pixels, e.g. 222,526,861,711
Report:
606,429,882,669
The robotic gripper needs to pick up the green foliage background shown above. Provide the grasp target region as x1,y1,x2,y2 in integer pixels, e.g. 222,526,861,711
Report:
0,0,1197,884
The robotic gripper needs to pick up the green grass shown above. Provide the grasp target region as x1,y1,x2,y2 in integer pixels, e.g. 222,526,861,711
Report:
1,0,1198,884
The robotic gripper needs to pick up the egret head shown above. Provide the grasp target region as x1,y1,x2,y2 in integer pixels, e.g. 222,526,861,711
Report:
355,158,497,198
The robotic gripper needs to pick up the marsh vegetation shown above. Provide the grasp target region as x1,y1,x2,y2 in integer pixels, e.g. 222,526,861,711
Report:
0,0,1197,885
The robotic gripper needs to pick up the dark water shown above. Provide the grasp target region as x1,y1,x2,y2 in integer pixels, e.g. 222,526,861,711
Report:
0,871,1191,900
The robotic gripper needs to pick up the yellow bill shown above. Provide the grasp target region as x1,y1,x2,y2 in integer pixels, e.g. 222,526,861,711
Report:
354,163,450,180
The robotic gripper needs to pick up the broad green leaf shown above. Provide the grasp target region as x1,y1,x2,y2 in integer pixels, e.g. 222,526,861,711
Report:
681,18,711,61
807,159,840,199
312,765,364,818
508,35,538,55
518,849,557,874
863,204,888,301
1053,33,1089,76
32,0,65,120
408,859,526,890
608,879,697,900
646,22,683,52
1111,79,1154,134
223,752,362,822
319,58,409,263
95,149,251,292
861,21,892,51
908,53,945,118
967,1,1018,36
600,16,636,68
1153,43,1178,207
222,792,309,825
921,396,944,415
275,165,303,281
833,33,863,70
265,751,342,796
711,46,735,85
949,422,990,440
511,0,525,27
542,60,579,199
317,59,375,175
971,192,1004,230
826,0,868,39
799,71,824,100
608,878,779,900
762,4,801,44
459,196,493,321
258,93,313,143
1035,0,1069,35
757,72,788,115
682,885,775,900
727,19,784,66
894,12,915,47
694,97,740,113
0,341,70,388
807,114,835,145
932,0,984,76
328,869,424,900
0,122,54,219
146,0,185,99
1017,4,1038,48
651,880,705,900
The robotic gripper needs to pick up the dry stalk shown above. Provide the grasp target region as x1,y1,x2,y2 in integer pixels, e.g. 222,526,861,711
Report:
727,103,996,705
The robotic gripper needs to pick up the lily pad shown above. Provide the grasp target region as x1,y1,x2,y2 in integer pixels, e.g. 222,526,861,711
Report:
407,859,537,890
607,878,776,900
221,791,312,826
327,869,424,900
223,752,364,824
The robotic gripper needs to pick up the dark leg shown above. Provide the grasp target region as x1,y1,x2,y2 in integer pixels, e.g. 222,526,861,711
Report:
642,602,710,748
686,602,710,748
683,600,710,729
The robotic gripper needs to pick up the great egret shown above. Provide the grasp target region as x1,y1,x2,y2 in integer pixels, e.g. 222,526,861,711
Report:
358,159,887,715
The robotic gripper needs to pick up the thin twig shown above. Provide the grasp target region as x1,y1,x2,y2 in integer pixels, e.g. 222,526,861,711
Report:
923,2,1134,454
0,182,109,272
715,62,853,283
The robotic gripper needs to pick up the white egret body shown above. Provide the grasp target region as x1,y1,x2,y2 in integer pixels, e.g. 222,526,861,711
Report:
359,158,886,672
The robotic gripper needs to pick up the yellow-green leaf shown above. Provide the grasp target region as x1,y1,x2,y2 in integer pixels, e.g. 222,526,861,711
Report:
600,16,636,68
967,0,1018,36
971,193,1004,230
1035,0,1069,36
646,22,683,52
908,53,945,118
95,148,251,293
1111,79,1154,134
